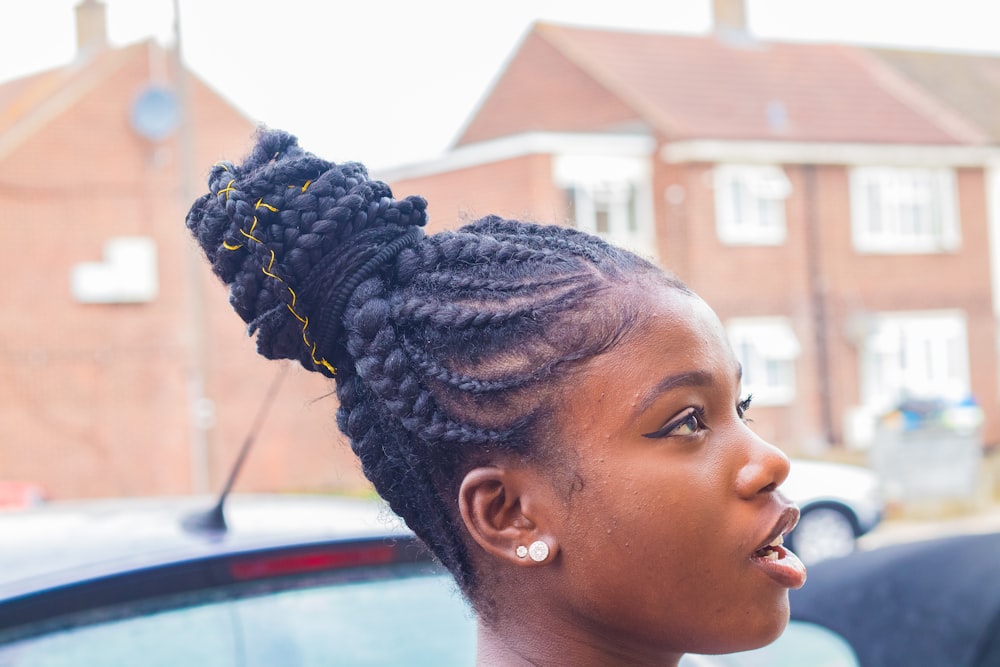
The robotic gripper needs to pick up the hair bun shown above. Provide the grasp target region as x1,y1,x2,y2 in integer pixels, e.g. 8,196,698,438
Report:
185,128,427,376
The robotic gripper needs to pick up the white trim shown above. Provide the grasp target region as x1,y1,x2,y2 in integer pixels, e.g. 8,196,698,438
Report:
986,163,1000,401
661,140,1000,167
374,132,656,181
988,164,1000,317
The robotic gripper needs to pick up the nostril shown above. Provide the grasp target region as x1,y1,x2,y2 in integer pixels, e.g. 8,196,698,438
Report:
759,481,778,494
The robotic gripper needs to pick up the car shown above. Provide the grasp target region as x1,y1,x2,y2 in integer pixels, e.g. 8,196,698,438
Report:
0,492,863,666
789,530,1000,667
0,480,47,510
782,459,884,565
0,493,477,666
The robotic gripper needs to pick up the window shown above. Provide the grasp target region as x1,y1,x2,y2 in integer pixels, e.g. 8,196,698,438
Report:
0,571,477,667
565,181,639,239
860,311,970,414
71,236,159,303
850,167,960,253
713,164,790,245
554,154,655,259
726,317,800,405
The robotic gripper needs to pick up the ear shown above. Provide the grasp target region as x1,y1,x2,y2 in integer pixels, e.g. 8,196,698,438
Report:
458,465,558,566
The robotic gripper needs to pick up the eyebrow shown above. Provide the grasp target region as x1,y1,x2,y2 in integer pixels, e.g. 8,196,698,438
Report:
635,364,744,417
635,370,714,416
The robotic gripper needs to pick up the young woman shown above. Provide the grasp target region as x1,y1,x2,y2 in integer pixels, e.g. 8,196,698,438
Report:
185,129,807,666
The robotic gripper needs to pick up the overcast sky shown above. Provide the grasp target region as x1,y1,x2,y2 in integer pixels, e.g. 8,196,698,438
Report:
3,0,999,169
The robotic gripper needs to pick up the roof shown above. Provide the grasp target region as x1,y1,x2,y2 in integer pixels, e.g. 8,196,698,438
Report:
0,40,159,162
457,22,995,148
870,46,1000,143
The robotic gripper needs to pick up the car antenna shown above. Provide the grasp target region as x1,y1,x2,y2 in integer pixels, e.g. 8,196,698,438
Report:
182,363,290,533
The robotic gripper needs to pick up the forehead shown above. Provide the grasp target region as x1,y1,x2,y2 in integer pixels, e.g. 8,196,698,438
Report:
613,280,734,372
565,280,740,413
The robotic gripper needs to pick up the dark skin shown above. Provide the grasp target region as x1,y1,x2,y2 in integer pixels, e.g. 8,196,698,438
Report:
460,279,805,666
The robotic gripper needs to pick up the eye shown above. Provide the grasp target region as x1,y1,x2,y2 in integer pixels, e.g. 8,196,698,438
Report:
642,407,707,439
737,394,753,422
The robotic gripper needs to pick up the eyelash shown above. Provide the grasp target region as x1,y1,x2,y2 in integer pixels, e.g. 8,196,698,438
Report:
641,395,753,439
642,407,706,439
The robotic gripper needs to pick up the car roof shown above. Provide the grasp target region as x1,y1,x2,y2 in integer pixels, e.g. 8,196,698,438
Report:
0,494,410,596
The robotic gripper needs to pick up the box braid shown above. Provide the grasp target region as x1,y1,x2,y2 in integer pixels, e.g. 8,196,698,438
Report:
185,128,685,602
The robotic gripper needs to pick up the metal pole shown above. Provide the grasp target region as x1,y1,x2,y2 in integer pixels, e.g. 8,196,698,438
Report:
804,164,836,446
172,0,212,493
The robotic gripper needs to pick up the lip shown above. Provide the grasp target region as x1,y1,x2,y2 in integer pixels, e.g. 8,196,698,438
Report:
749,504,807,589
753,505,800,554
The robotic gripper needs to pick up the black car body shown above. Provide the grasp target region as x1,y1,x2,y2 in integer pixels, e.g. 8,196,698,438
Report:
790,530,1000,667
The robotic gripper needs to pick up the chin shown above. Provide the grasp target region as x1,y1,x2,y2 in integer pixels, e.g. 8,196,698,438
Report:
690,601,790,656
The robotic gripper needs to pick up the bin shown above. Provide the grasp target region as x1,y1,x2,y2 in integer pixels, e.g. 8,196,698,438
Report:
869,397,983,504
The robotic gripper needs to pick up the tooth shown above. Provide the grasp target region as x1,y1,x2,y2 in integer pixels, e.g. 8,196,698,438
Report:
764,550,778,560
769,535,784,548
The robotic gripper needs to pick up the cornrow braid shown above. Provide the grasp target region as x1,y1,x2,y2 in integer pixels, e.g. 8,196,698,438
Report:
185,129,686,605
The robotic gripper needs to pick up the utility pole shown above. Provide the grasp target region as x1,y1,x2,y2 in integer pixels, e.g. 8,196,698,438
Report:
172,0,212,493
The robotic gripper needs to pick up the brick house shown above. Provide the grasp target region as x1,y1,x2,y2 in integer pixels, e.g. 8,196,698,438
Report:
0,1,369,499
381,7,1000,454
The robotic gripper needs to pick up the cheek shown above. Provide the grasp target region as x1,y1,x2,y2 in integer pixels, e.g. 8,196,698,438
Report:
569,458,723,567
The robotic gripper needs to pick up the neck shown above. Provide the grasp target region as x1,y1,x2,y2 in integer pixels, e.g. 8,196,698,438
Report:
474,617,683,667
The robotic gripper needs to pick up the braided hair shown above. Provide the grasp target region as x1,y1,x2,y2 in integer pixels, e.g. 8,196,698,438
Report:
186,128,682,600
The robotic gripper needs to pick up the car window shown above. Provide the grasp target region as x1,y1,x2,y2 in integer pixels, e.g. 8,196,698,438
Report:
235,573,476,666
0,601,238,667
0,569,476,667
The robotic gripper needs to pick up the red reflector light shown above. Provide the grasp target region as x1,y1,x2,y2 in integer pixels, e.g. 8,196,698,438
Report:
230,545,396,580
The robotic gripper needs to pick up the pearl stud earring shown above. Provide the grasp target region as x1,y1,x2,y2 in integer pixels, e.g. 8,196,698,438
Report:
527,540,549,563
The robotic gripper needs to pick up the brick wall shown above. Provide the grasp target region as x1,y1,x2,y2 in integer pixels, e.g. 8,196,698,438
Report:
0,46,371,499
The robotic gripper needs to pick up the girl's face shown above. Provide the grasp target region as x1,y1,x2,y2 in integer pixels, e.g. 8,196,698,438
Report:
541,279,806,661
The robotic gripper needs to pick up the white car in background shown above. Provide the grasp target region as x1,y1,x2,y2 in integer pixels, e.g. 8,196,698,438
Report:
783,459,884,565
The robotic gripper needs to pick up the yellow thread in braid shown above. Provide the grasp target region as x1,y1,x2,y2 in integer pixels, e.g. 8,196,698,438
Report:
217,179,236,200
311,343,337,375
262,250,279,279
301,318,311,345
219,197,335,375
239,229,263,245
254,198,278,212
301,180,312,192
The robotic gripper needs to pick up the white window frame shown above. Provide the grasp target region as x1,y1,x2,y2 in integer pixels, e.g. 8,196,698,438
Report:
850,167,961,253
860,310,971,415
726,317,800,406
713,164,791,246
70,236,158,303
554,154,656,259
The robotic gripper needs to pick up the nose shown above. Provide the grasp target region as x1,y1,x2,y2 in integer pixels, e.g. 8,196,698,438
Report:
735,433,791,499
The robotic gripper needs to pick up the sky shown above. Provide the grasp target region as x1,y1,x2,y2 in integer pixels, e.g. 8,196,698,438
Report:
2,0,999,170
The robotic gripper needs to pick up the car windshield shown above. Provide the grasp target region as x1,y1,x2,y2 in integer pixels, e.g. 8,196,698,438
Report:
0,568,477,667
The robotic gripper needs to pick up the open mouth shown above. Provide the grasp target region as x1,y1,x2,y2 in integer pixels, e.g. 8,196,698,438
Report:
751,534,807,588
753,534,788,561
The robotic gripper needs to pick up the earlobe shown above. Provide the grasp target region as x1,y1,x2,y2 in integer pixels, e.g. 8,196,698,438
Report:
458,466,557,566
